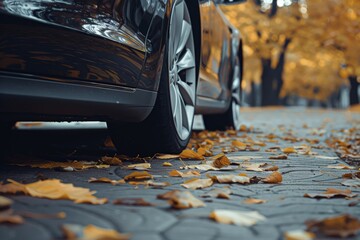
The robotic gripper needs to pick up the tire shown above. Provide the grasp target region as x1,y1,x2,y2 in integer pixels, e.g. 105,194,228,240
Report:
107,0,197,156
203,57,241,131
0,121,15,160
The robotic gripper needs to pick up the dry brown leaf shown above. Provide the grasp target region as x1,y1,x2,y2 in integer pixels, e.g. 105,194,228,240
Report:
229,156,263,161
169,170,201,178
304,188,357,199
209,174,250,184
126,163,151,170
156,154,180,160
327,164,355,170
232,140,247,150
197,147,213,157
342,172,360,179
284,230,315,240
88,177,125,185
239,125,247,132
243,198,267,204
269,154,288,160
263,165,279,171
0,209,24,224
0,196,13,209
179,149,205,160
212,153,231,168
100,156,122,166
241,162,266,172
201,188,232,199
18,211,66,220
181,164,219,171
306,214,360,238
124,171,153,181
11,179,107,204
210,209,266,226
162,162,172,167
0,182,26,194
262,171,283,184
282,147,297,154
181,178,213,190
62,224,130,240
157,190,205,209
113,198,154,206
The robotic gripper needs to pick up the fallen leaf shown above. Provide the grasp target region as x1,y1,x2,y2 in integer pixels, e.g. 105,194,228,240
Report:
212,153,231,168
342,172,360,179
241,162,266,172
181,178,213,190
341,179,360,187
2,179,107,204
0,196,13,209
306,214,360,238
262,171,283,184
282,147,297,154
243,198,267,204
232,140,247,150
327,164,355,170
19,211,66,220
100,156,122,166
88,177,125,185
124,171,153,181
126,163,151,170
169,170,201,178
209,174,250,184
179,149,204,160
229,156,263,161
197,147,213,157
157,190,205,209
62,224,130,240
239,125,247,132
0,182,26,194
304,188,357,199
315,155,338,160
269,154,288,160
210,210,266,226
156,154,180,160
0,209,24,224
201,188,232,199
284,230,315,240
113,198,154,206
181,164,219,171
263,165,279,171
146,180,171,188
162,162,172,167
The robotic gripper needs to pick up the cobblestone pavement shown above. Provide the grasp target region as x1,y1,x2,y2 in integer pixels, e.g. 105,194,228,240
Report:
1,108,359,240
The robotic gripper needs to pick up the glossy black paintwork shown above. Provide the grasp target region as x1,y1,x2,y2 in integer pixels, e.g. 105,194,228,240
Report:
0,0,241,102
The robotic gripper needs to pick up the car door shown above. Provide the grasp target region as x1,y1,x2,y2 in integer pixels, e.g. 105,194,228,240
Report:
197,0,231,101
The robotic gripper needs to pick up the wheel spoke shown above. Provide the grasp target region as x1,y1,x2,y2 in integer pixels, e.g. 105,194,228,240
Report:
179,94,189,130
173,0,184,53
177,48,195,72
170,83,177,114
176,20,191,55
174,86,183,132
177,78,195,106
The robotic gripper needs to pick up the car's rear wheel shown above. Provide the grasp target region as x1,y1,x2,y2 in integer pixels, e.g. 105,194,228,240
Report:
203,57,241,131
108,0,196,156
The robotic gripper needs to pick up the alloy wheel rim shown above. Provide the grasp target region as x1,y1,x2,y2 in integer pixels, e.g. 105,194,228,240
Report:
231,63,241,130
168,0,196,141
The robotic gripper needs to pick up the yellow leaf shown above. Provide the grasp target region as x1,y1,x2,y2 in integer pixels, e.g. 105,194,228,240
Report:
126,163,151,170
88,177,125,185
326,164,355,170
212,153,231,168
162,162,172,167
284,230,315,240
282,147,297,154
243,198,267,204
209,174,250,184
304,188,357,199
269,154,288,160
155,154,180,160
62,224,130,240
100,156,122,166
201,188,232,199
232,140,247,150
169,170,200,178
179,149,205,160
124,171,153,181
6,179,107,205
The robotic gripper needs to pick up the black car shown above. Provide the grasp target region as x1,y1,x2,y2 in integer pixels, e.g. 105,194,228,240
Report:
0,0,244,155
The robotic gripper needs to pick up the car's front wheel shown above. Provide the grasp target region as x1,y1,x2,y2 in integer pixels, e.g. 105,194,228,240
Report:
203,57,241,131
108,0,196,156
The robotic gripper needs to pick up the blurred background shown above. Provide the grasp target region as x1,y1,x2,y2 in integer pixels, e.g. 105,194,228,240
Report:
222,0,359,108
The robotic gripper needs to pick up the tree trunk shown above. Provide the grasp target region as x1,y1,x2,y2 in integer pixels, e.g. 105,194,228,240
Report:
274,38,291,105
349,75,359,105
261,58,276,106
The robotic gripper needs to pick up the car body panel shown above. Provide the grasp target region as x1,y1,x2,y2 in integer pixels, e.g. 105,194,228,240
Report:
0,0,243,121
